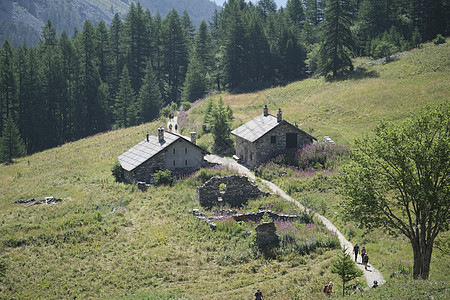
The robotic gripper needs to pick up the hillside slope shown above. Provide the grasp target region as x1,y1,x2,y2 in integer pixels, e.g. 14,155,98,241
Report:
0,0,219,47
185,41,449,148
0,42,449,299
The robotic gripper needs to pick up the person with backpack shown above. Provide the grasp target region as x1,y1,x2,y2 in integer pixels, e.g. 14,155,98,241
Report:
324,281,334,298
254,289,264,300
353,243,360,262
362,253,369,270
361,246,366,257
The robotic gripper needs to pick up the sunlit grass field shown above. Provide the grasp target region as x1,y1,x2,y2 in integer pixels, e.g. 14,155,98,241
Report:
0,41,449,299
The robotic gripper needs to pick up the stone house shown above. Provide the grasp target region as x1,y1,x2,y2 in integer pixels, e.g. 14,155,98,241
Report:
231,105,316,168
118,128,208,183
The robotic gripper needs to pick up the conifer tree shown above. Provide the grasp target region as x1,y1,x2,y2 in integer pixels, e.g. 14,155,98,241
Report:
182,53,206,103
95,20,111,84
139,62,162,122
318,0,354,78
0,40,16,134
161,9,189,102
331,247,363,296
114,66,138,128
109,13,124,95
0,115,26,164
211,97,233,151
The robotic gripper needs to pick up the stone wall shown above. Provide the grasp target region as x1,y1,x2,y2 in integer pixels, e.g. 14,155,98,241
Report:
233,210,299,223
196,175,269,207
255,222,279,248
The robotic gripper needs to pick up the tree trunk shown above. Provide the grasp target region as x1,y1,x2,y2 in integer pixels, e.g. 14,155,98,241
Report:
411,239,433,279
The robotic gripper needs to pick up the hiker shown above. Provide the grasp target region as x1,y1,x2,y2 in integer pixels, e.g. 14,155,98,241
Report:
353,243,360,262
169,124,173,131
361,246,366,257
352,285,362,295
362,253,369,270
324,281,334,298
254,289,264,300
372,280,378,288
175,124,178,132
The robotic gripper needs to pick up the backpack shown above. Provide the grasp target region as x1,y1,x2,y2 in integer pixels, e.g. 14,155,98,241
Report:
361,248,366,255
323,285,329,293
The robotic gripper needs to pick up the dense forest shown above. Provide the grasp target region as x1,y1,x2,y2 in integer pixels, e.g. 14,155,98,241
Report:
0,0,449,160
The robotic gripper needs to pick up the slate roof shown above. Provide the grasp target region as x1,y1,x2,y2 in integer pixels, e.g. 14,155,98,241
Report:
231,114,316,143
118,132,207,172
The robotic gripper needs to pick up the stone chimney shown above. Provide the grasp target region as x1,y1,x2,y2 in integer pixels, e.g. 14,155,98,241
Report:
263,104,268,116
158,127,164,143
190,132,197,144
277,108,282,123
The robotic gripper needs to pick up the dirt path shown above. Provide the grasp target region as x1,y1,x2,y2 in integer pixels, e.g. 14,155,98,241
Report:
205,154,385,288
167,115,178,133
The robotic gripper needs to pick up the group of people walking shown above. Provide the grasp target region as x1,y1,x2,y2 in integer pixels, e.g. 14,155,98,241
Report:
353,243,370,270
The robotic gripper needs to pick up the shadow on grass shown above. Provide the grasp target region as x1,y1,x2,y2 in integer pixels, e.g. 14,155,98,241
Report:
326,67,379,82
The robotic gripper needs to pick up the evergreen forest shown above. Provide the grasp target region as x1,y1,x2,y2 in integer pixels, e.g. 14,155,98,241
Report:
0,0,449,159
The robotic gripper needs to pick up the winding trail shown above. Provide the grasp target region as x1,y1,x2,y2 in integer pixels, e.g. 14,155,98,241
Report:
205,154,385,288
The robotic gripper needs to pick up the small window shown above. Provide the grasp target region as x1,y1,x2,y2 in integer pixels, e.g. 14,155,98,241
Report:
271,136,276,144
173,148,176,154
173,160,176,166
185,148,187,154
185,160,188,166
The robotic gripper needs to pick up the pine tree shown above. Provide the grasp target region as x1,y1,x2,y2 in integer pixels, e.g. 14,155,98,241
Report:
109,13,124,96
286,0,305,28
38,20,64,147
182,53,206,103
182,11,196,47
76,20,104,135
114,66,138,128
0,115,26,164
319,0,354,78
139,62,162,122
124,3,150,93
0,40,16,134
161,9,189,102
331,247,363,296
219,0,250,90
95,20,111,84
211,97,233,151
193,20,214,87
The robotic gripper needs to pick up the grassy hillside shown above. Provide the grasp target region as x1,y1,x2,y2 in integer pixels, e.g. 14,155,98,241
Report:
0,42,449,299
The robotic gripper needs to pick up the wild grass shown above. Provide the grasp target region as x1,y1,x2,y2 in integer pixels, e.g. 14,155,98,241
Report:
1,41,449,299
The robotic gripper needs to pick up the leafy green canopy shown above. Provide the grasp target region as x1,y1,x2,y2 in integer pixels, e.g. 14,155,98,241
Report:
341,101,449,280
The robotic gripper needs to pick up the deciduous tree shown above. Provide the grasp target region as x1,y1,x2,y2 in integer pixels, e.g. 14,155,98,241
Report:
341,101,450,280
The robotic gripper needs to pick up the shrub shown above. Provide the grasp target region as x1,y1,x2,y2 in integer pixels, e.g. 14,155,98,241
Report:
433,34,446,45
181,101,191,111
153,169,173,186
111,161,125,183
0,259,6,280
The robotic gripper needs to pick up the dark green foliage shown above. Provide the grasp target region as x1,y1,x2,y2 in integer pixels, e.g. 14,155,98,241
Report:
182,53,207,103
433,34,446,45
318,0,355,78
139,62,163,122
0,116,26,163
0,1,449,156
209,97,234,152
114,66,139,128
111,161,125,183
0,259,6,280
331,247,363,296
153,169,173,186
341,101,450,280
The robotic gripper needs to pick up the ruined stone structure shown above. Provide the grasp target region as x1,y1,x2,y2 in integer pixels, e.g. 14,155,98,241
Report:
255,222,279,248
233,210,299,223
231,105,316,168
196,175,269,207
118,128,208,183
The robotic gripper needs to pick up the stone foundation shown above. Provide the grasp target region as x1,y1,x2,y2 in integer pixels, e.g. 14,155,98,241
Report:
196,175,269,207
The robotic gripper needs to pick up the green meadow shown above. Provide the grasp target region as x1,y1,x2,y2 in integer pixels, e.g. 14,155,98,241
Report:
0,41,449,299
